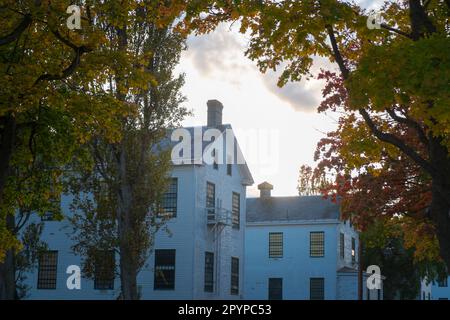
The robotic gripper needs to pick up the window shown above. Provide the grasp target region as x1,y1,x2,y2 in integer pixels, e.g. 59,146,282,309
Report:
422,291,425,300
268,278,283,300
310,232,324,257
269,232,283,258
204,252,214,292
310,278,325,300
351,237,356,264
377,289,381,300
232,192,240,229
37,251,58,289
227,163,232,176
94,250,115,290
154,249,176,290
438,277,448,287
231,257,239,295
428,292,431,300
159,178,178,218
206,182,216,220
340,233,345,259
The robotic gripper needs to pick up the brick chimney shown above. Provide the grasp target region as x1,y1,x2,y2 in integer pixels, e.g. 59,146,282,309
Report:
258,181,273,199
207,100,223,127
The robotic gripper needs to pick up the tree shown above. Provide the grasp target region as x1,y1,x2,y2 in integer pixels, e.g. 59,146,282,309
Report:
361,218,445,300
0,0,215,299
68,17,188,299
297,164,330,196
183,0,450,269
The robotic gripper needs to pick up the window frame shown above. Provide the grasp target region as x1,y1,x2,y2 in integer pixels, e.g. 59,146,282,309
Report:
231,257,239,295
204,252,214,293
37,250,58,290
206,182,216,220
154,249,176,290
268,278,283,300
340,232,345,259
159,178,178,218
310,277,325,300
232,192,240,229
269,232,283,258
94,250,115,290
310,231,325,258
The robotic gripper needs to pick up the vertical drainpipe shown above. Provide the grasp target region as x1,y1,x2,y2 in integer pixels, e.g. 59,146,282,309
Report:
192,165,197,299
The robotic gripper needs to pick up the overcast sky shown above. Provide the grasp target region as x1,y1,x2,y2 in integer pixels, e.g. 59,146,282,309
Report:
176,0,384,197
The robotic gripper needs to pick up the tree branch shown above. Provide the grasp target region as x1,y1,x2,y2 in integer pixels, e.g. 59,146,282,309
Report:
359,108,438,178
0,14,32,46
325,24,349,79
34,46,91,84
386,108,429,146
380,23,413,39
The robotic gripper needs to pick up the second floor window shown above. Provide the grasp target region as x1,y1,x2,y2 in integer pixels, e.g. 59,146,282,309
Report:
340,233,345,259
231,257,239,295
310,232,325,257
37,251,58,289
269,232,283,258
94,250,115,290
227,163,232,176
204,252,214,292
232,192,240,229
206,182,216,218
159,178,178,218
154,249,176,290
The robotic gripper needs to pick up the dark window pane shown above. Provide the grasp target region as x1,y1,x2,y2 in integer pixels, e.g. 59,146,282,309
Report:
231,257,239,295
227,163,232,176
310,232,324,257
206,182,215,220
204,252,214,292
37,251,58,289
154,249,176,290
340,233,345,259
269,233,283,258
268,278,283,300
94,250,115,290
310,278,324,300
232,192,240,229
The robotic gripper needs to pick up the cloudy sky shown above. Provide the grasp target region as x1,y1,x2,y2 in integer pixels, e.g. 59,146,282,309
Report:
177,0,383,197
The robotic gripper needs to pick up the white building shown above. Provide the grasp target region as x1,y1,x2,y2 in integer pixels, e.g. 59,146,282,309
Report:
22,100,254,299
244,182,383,300
420,276,450,300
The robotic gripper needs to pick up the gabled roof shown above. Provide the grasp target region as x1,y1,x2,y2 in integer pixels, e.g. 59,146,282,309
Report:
246,195,340,223
158,124,254,186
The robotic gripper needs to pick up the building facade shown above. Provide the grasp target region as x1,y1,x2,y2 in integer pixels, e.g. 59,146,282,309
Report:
22,100,254,300
244,182,383,300
420,276,450,300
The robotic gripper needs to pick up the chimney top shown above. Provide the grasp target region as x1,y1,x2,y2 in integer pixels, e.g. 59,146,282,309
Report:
258,181,273,198
207,100,223,127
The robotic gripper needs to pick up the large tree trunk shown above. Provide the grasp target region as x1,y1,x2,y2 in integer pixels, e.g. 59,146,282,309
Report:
0,114,16,205
116,142,139,300
428,136,450,269
0,114,17,300
0,215,17,300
